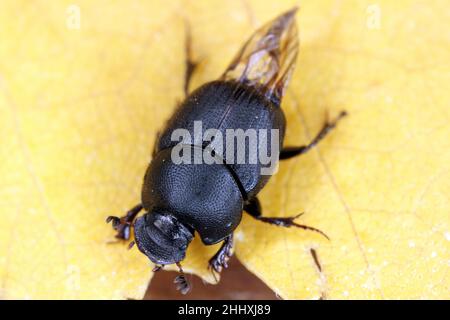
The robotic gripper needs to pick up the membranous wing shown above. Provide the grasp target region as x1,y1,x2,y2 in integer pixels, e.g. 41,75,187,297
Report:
221,7,299,106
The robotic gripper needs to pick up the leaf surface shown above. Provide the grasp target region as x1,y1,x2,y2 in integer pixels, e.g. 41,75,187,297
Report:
0,0,449,299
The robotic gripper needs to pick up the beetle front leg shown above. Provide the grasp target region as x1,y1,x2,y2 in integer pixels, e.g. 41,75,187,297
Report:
280,111,347,160
244,197,329,240
106,204,143,240
208,234,234,278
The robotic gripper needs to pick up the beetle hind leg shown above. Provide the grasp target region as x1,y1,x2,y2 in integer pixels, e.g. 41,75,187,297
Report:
208,234,234,281
280,111,347,160
244,198,329,240
106,203,143,240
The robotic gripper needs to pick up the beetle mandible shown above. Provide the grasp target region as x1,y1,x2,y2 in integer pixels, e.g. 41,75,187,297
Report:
106,7,346,294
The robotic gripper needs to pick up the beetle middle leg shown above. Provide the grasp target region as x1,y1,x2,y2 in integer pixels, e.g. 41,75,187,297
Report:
280,111,347,160
244,197,329,240
208,234,234,278
183,20,198,97
106,204,143,240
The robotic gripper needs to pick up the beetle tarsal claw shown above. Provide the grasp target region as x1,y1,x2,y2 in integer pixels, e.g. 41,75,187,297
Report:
106,215,132,240
174,275,191,295
294,212,304,219
214,264,223,273
106,204,143,241
106,215,120,227
207,235,234,281
174,263,191,295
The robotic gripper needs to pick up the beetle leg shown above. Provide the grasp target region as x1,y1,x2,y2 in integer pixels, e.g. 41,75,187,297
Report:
152,264,165,272
106,203,143,240
243,197,263,218
208,234,234,280
244,197,329,240
280,111,347,160
183,20,198,97
174,262,191,295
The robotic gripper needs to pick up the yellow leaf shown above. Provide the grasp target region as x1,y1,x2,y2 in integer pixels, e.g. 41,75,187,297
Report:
0,0,449,299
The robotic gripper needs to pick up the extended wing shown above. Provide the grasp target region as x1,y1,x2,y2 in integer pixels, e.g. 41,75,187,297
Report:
221,7,299,106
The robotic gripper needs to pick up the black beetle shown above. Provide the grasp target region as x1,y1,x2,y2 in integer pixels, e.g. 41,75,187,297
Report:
107,7,346,294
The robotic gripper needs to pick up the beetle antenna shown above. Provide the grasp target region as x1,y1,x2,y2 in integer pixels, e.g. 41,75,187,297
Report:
174,262,191,295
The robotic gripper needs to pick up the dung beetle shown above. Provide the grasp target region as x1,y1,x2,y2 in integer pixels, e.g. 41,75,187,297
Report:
107,7,346,294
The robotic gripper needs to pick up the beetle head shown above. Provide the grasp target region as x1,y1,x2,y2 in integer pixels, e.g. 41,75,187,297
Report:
133,211,194,265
